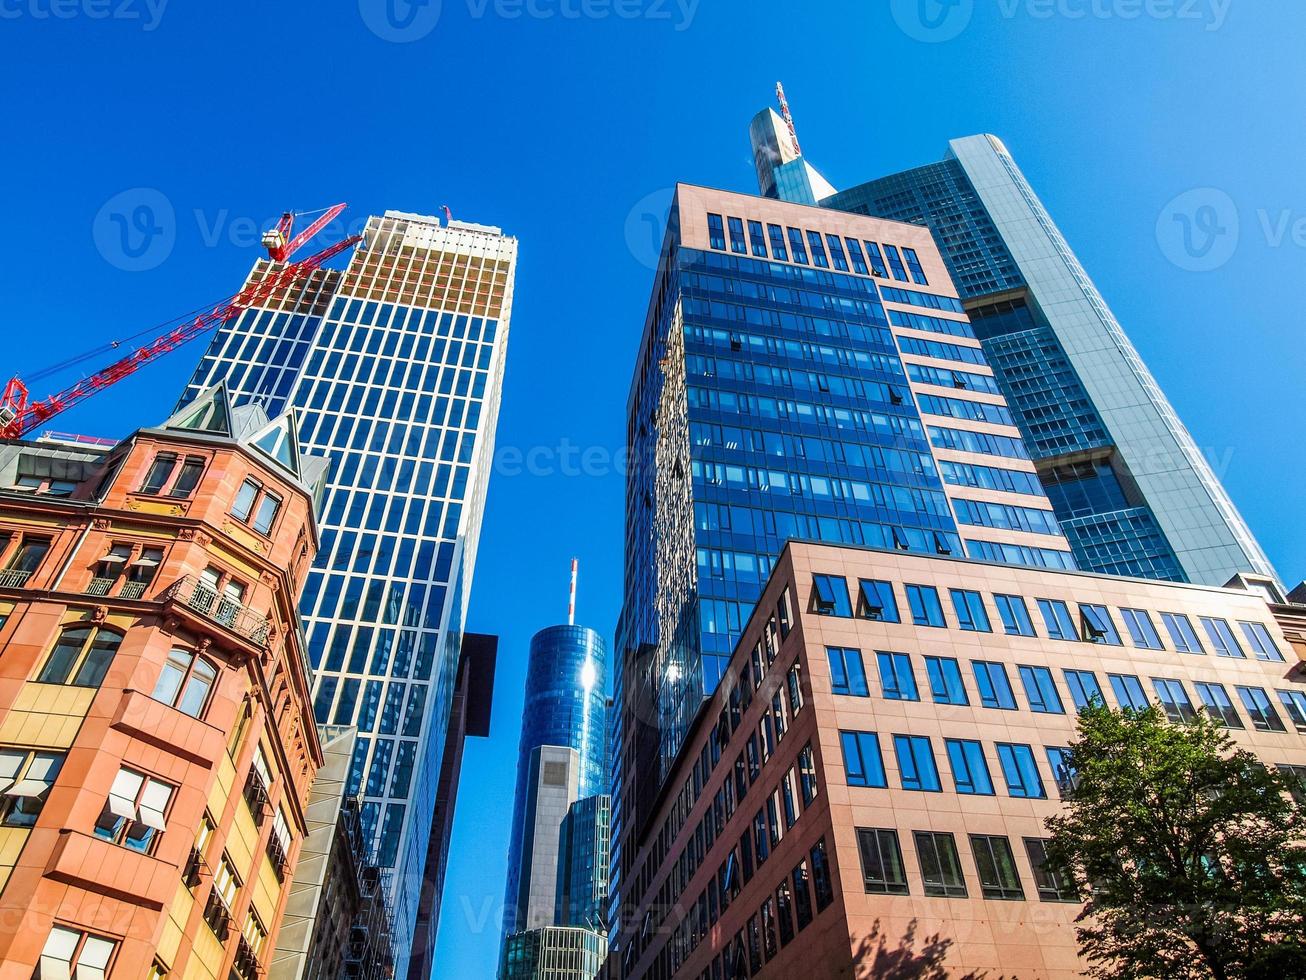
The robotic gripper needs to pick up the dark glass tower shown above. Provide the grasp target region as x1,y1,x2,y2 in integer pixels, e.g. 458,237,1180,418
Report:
503,624,608,934
609,183,1072,945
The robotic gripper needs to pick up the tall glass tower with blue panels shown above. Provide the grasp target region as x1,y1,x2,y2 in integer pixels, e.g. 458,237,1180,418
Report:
503,624,607,932
609,183,1073,942
176,211,516,977
749,107,1275,587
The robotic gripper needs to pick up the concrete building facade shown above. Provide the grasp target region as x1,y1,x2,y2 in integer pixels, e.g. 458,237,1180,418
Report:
615,540,1306,978
0,391,325,979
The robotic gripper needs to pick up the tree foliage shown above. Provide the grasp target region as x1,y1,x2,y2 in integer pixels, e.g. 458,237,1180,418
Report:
1044,705,1306,980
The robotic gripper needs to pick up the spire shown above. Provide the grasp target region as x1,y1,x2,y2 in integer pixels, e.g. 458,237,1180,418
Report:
568,558,578,626
776,81,801,156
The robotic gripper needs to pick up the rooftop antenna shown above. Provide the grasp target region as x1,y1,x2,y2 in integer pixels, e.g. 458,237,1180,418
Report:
568,558,578,626
776,81,802,156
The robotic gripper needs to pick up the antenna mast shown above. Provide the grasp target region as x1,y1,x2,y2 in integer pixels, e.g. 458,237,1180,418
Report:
776,81,802,156
568,558,578,626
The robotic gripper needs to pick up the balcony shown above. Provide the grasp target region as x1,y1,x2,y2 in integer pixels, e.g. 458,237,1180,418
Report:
0,568,33,588
85,577,114,596
161,576,272,646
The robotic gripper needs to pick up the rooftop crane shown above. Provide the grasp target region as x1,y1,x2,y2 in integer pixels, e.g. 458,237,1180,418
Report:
0,204,360,440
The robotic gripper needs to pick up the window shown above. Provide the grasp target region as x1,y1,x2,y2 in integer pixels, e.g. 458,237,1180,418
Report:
752,809,769,865
787,663,805,715
1241,622,1284,662
1235,686,1286,732
863,240,889,277
1161,612,1203,654
727,216,747,254
1063,669,1104,711
1194,682,1243,728
914,831,966,897
876,652,918,701
140,453,178,493
1036,598,1077,641
1045,747,1078,795
267,808,292,877
152,648,218,717
38,926,117,980
903,662,962,715
806,230,829,267
1080,604,1121,644
995,594,1036,636
902,246,929,285
970,835,1024,900
826,647,868,697
797,743,818,806
1122,608,1164,649
883,243,909,281
777,587,793,639
1280,765,1306,804
856,578,899,622
95,767,173,852
746,219,767,258
767,224,788,261
945,739,994,795
36,626,121,688
950,589,991,632
1024,838,1077,902
207,854,241,936
707,213,726,250
856,828,908,894
905,584,946,627
787,227,809,264
972,661,1017,710
893,735,942,792
1018,666,1065,714
3,536,50,584
1152,678,1198,723
232,477,282,535
1108,673,1150,712
840,731,887,788
0,749,63,826
810,838,835,911
792,858,814,928
810,574,852,616
774,878,795,946
1200,617,1244,658
996,743,1046,798
1276,690,1306,733
170,455,205,497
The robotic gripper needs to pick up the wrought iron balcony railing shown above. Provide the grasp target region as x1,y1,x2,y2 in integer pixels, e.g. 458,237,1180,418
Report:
0,568,34,588
162,576,272,646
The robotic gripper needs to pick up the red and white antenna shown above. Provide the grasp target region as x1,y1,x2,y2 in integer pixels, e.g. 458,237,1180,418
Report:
568,558,578,626
776,81,802,156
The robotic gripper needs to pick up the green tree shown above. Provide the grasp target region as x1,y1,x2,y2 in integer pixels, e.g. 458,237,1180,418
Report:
1044,705,1306,980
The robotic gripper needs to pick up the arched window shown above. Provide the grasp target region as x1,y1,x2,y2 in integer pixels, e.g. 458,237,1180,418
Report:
152,648,218,718
36,626,121,688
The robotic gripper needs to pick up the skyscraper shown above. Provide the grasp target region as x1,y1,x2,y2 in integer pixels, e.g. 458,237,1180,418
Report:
749,103,1274,587
178,209,517,976
556,793,610,931
503,622,608,933
610,183,1073,943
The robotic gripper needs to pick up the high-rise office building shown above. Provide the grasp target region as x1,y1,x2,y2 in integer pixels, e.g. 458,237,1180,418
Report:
556,793,610,931
178,210,516,976
749,101,1274,587
504,623,608,932
610,183,1073,945
615,538,1306,978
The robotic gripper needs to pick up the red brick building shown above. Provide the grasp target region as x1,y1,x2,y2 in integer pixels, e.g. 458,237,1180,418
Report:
0,385,326,980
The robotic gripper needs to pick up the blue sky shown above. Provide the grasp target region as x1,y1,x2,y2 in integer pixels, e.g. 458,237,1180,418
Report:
2,1,1303,976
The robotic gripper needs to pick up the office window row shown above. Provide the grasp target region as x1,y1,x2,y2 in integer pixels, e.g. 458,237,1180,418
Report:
858,827,1076,903
808,572,1285,662
706,212,929,286
827,643,1306,736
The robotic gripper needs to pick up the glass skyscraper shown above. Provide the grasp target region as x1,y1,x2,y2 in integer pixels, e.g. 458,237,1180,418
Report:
751,114,1275,586
503,624,608,932
556,793,610,931
177,210,516,977
609,183,1072,943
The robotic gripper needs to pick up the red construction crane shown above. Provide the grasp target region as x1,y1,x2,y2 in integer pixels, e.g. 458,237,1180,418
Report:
0,219,360,440
261,203,349,263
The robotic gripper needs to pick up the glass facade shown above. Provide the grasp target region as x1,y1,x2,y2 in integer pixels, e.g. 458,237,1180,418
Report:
501,926,607,980
611,184,1071,942
177,211,516,976
811,136,1273,586
556,794,610,931
504,625,607,933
